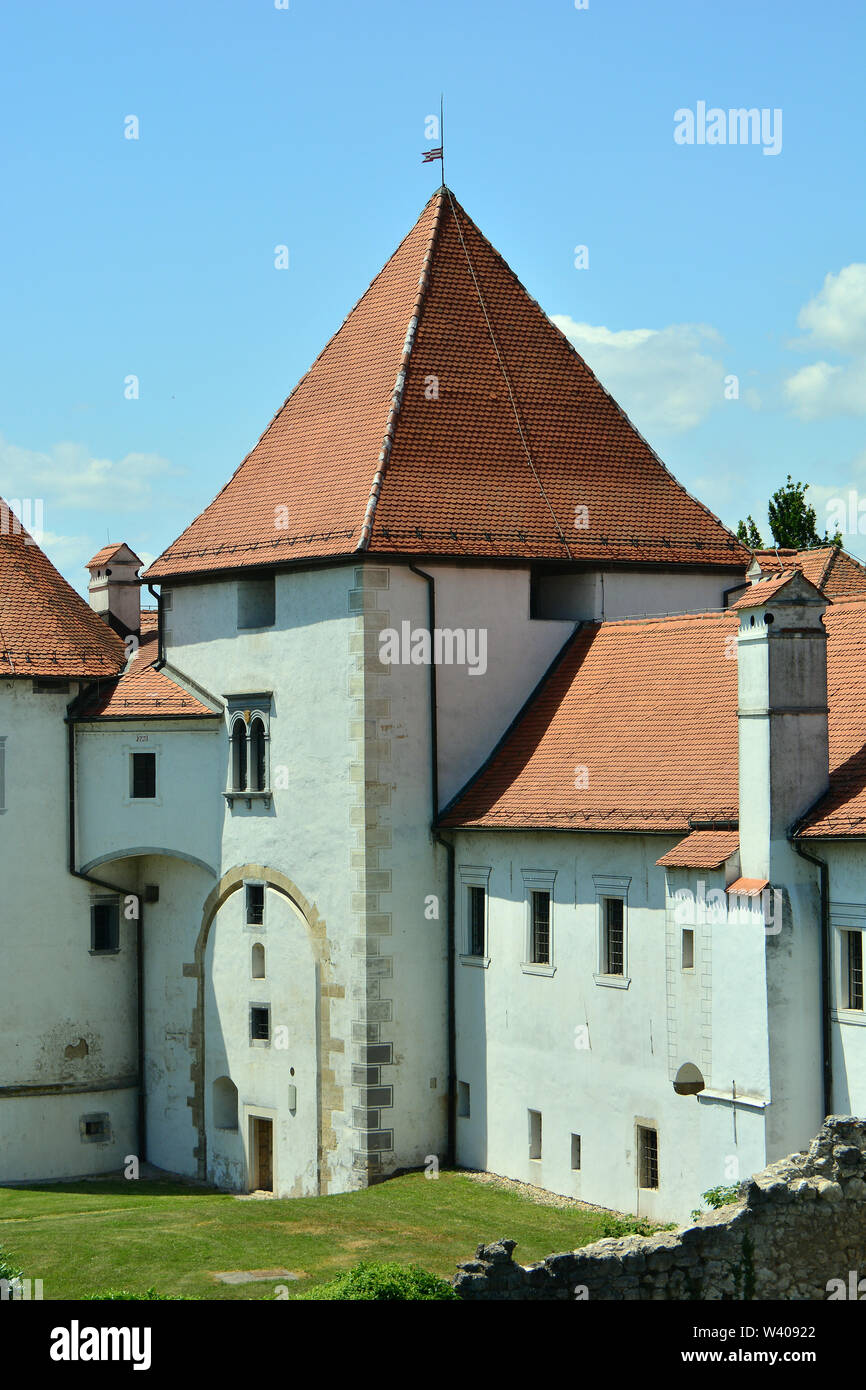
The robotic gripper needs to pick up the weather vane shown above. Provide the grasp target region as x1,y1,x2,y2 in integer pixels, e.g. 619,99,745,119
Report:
422,94,445,186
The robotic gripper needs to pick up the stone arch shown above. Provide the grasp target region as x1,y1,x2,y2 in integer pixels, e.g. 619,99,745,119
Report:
212,1076,238,1130
189,864,344,1194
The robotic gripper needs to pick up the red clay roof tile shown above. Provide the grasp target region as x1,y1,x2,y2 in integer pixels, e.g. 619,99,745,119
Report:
76,629,216,719
0,503,126,678
656,830,740,868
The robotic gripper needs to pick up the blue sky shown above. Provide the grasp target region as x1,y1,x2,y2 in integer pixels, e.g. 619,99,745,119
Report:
1,0,864,588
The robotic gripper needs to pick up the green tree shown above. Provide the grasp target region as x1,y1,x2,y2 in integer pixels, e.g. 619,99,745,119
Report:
736,515,764,549
738,477,842,551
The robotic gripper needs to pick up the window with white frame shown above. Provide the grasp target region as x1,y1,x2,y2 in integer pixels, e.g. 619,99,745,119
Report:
832,909,866,1019
593,874,631,986
458,865,491,964
521,870,556,974
846,930,864,1011
225,695,272,802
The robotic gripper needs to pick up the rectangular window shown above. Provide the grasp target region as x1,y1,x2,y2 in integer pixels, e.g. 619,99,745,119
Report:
528,1109,542,1161
246,884,265,926
131,752,156,799
530,891,550,965
467,885,485,957
237,576,275,629
250,1004,270,1043
571,1133,581,1170
603,897,624,975
682,928,695,970
847,931,864,1011
637,1126,659,1189
91,901,119,953
457,1081,470,1118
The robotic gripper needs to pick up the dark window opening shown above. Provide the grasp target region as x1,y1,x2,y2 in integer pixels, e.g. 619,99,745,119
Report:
467,885,485,956
530,890,550,964
91,901,119,953
250,1005,270,1042
231,721,247,791
638,1126,659,1189
249,717,267,791
131,752,156,799
246,884,264,926
603,897,624,975
848,931,864,1011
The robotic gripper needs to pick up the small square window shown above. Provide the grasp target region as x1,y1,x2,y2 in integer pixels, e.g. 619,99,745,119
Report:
238,576,275,629
571,1133,581,1170
457,1081,470,1118
847,931,863,1010
250,1004,270,1043
80,1112,110,1143
131,752,156,799
528,1108,542,1161
529,891,550,965
246,884,264,926
637,1125,659,1189
682,928,695,971
91,901,119,953
467,885,485,957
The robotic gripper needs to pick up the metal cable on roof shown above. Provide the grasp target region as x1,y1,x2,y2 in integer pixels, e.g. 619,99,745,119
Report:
444,187,572,560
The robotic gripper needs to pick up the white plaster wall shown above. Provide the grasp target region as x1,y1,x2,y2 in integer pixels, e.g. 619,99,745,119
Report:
534,567,734,623
452,829,768,1223
821,842,866,1116
205,885,318,1196
0,681,138,1182
76,721,222,876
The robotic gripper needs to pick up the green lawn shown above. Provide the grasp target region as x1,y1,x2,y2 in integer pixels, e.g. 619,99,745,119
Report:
0,1171,631,1300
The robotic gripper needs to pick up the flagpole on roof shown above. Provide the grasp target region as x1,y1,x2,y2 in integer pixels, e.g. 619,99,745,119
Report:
441,92,445,188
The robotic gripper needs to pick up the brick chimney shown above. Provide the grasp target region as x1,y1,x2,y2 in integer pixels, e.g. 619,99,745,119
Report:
734,570,830,880
86,543,143,640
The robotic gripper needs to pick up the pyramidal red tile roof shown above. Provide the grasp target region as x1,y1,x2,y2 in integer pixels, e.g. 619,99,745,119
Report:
76,627,218,719
145,188,746,580
440,610,741,833
0,503,126,678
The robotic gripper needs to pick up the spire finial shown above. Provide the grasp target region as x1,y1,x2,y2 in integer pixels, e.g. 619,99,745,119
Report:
421,94,445,185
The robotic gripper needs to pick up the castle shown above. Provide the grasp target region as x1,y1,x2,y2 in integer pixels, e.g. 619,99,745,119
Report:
4,186,866,1222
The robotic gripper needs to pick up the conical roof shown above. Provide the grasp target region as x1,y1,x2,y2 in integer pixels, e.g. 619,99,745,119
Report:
145,188,745,579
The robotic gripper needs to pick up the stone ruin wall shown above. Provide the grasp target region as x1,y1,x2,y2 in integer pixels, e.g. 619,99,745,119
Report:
452,1117,866,1300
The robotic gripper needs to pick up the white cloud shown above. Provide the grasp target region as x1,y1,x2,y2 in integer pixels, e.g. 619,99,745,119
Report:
795,264,866,354
784,264,866,420
0,436,180,512
550,316,729,435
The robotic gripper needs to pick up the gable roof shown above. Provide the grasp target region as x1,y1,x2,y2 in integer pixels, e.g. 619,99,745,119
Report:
730,571,806,608
440,610,740,833
87,543,143,570
145,188,746,580
75,626,218,719
749,546,866,601
442,594,866,842
0,503,126,678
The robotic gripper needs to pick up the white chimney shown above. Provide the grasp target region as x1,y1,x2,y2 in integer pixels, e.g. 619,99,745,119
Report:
735,570,830,880
86,543,143,639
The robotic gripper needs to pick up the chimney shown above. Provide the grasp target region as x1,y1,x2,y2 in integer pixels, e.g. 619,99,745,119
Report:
734,571,830,880
86,543,143,640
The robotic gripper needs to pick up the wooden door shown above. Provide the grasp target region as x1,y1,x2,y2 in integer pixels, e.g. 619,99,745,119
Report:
252,1117,273,1191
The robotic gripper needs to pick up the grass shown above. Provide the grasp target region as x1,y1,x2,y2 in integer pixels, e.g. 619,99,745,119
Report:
0,1170,641,1301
